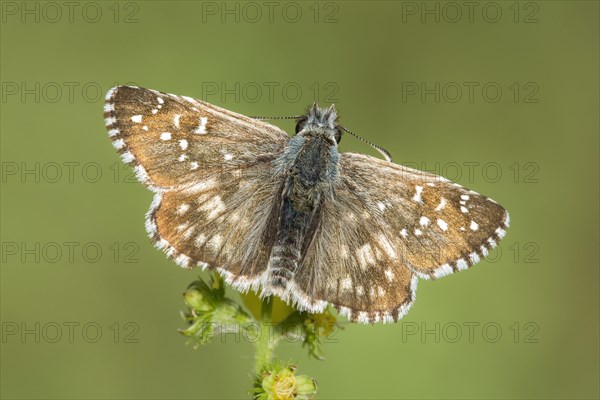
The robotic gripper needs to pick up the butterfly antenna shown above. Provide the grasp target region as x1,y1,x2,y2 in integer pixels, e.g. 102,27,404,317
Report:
248,115,303,120
341,126,393,162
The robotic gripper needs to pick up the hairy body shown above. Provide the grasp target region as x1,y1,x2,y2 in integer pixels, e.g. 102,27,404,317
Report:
269,108,340,290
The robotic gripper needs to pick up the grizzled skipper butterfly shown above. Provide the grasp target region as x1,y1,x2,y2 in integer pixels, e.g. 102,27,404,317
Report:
104,86,509,323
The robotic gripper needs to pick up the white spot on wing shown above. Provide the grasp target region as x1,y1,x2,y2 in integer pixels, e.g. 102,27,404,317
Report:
190,162,199,170
194,117,208,134
175,254,190,268
460,206,469,213
400,229,408,238
173,114,180,128
183,177,218,194
414,228,422,236
224,153,233,161
377,202,386,211
357,312,368,323
340,277,352,291
339,306,352,320
160,132,172,141
134,165,149,182
433,264,453,278
456,258,469,271
121,152,134,163
179,139,188,150
434,198,447,211
176,223,189,232
105,87,116,101
201,195,226,219
207,234,222,250
470,220,479,231
412,185,424,203
182,226,195,240
437,219,448,231
419,216,430,227
177,204,190,215
384,268,394,282
195,234,207,247
378,234,396,258
340,245,349,259
131,115,142,123
112,139,125,149
356,244,376,269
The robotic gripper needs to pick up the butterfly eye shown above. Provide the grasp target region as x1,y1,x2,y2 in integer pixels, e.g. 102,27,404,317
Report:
295,120,306,134
334,129,342,144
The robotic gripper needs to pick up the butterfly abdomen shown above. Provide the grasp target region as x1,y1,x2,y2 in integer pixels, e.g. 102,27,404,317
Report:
268,134,336,291
268,194,314,289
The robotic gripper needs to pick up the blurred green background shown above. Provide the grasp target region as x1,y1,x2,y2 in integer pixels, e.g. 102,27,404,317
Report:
1,1,598,399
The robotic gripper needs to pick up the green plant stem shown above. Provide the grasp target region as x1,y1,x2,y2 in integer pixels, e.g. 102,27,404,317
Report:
254,297,278,374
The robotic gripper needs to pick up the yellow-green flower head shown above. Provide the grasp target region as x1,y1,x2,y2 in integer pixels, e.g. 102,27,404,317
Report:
255,363,317,400
183,287,213,313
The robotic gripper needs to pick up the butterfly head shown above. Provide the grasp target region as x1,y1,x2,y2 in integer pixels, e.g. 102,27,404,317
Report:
295,102,341,144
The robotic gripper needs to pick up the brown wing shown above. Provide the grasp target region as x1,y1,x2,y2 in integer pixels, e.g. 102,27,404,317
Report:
292,152,509,323
104,86,289,280
147,165,282,287
104,86,289,189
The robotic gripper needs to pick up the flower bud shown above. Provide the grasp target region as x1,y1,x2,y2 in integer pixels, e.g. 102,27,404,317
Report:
255,363,317,400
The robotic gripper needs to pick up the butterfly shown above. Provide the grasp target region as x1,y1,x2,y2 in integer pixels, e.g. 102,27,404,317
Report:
104,86,509,324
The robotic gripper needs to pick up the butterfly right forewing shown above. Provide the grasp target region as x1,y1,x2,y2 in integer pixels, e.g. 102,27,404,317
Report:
104,86,289,189
104,86,290,284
